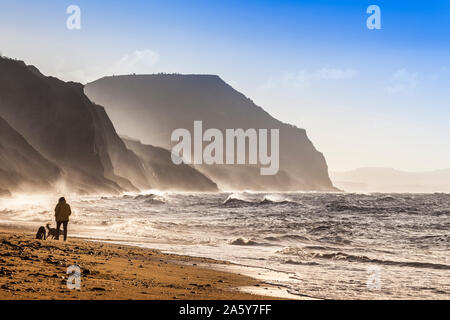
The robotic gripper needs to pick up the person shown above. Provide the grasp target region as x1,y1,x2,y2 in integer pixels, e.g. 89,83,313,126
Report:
54,197,71,241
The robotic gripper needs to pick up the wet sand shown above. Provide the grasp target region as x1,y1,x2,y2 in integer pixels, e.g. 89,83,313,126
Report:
0,227,275,300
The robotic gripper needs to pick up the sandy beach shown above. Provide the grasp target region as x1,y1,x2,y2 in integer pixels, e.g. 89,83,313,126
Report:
0,226,274,300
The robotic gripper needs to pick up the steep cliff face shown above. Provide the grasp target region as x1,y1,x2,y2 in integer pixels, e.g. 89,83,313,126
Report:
86,74,335,191
0,57,149,194
123,138,218,192
0,116,60,195
89,102,151,191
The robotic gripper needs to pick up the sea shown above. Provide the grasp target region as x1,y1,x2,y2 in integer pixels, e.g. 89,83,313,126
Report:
1,191,449,299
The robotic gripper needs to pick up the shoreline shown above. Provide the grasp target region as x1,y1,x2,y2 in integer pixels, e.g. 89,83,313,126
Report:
0,225,286,300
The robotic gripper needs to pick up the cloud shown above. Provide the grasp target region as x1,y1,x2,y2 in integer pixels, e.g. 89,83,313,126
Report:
387,69,418,93
107,49,160,75
262,68,357,90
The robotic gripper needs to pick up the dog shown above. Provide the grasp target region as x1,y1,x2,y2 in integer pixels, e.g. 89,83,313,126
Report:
36,226,46,240
46,223,64,239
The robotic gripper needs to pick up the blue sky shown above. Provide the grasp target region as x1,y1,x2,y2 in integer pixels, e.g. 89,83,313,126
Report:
0,0,449,171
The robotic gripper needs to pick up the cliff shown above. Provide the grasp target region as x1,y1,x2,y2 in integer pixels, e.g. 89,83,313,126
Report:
0,57,146,194
123,137,218,192
0,57,219,194
0,116,60,195
86,74,335,191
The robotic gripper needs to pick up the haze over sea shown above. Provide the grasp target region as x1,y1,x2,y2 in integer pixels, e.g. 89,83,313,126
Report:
1,191,449,299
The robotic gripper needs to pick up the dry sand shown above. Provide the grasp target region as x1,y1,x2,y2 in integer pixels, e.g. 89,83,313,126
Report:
0,227,275,300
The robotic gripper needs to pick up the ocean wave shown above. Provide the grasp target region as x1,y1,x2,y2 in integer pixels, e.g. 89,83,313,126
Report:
376,196,397,202
279,247,450,270
134,194,166,204
263,236,280,242
230,238,264,246
284,259,320,266
308,225,332,233
274,234,310,242
409,234,450,244
259,199,293,205
222,194,296,207
317,235,352,245
222,196,253,206
432,209,450,216
302,245,338,251
325,199,421,215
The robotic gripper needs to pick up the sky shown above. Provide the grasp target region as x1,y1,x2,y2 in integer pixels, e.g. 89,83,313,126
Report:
0,0,449,172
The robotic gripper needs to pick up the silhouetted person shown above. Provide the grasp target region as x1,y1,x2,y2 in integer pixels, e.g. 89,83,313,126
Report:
54,197,71,241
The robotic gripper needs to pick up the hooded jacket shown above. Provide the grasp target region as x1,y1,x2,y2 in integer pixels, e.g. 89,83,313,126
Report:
55,199,71,222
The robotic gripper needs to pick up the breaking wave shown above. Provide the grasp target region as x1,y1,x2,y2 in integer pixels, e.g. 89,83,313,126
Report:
133,194,166,205
279,247,450,270
222,193,296,207
230,238,264,246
